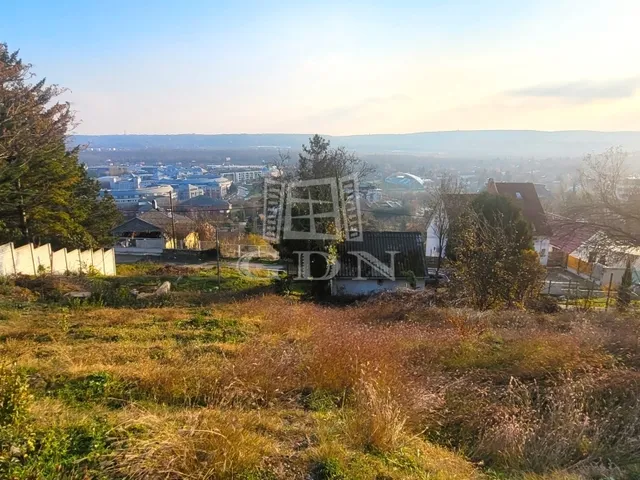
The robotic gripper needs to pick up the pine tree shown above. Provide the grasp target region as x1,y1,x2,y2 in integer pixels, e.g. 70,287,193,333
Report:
0,43,121,248
617,258,633,310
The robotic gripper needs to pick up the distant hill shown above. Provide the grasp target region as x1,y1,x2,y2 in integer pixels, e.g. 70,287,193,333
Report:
71,130,640,158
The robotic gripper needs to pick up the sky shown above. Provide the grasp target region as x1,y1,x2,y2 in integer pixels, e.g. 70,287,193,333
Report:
2,0,640,135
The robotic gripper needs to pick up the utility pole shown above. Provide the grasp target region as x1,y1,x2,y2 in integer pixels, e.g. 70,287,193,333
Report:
216,224,221,287
169,193,177,249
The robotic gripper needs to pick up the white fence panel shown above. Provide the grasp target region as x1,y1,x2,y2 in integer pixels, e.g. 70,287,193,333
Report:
0,243,15,276
0,242,116,277
104,249,116,275
32,244,52,273
13,244,36,275
51,248,68,274
80,250,93,273
66,249,81,274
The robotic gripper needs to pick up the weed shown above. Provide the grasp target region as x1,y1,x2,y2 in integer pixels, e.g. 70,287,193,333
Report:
0,364,32,428
113,408,276,479
51,372,131,408
342,377,407,454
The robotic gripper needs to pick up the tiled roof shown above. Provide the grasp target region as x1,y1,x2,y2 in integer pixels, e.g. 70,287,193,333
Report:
549,218,599,253
492,182,552,236
138,211,196,231
177,196,231,209
111,211,197,239
335,231,426,279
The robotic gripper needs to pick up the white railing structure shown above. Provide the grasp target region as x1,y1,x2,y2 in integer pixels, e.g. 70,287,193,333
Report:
0,242,116,276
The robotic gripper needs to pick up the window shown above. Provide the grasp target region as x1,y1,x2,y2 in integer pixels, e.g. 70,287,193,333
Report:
540,248,546,258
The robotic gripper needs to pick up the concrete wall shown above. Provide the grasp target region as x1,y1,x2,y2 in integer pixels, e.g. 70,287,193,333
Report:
0,242,116,276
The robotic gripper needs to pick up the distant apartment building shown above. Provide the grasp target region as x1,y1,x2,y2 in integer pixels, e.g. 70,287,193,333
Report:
106,185,175,207
156,177,231,199
88,165,128,177
176,184,204,201
221,170,263,184
97,174,141,191
617,176,640,199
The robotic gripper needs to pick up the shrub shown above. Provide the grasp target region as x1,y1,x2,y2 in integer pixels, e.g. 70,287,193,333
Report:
0,364,31,428
4,420,112,478
526,295,561,313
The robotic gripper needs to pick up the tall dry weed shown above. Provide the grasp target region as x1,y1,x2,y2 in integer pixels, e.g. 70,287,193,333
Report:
475,373,640,472
113,407,276,479
342,375,408,454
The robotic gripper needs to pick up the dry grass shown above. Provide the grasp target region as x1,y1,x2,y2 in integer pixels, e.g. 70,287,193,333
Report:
113,407,278,479
342,376,408,453
2,288,640,478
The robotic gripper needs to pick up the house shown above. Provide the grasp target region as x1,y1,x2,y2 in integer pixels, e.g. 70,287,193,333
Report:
425,193,476,259
111,211,199,255
486,180,552,265
425,181,552,265
176,195,232,215
551,222,640,286
331,231,427,296
236,185,250,199
548,218,598,269
105,185,175,208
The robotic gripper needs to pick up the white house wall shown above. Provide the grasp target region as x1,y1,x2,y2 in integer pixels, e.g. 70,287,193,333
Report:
427,214,550,266
534,237,550,266
425,216,447,258
332,278,424,296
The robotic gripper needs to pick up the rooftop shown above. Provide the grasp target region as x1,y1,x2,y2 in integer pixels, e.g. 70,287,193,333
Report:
335,231,426,279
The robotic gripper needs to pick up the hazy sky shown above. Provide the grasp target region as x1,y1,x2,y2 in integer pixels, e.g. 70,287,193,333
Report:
3,0,640,134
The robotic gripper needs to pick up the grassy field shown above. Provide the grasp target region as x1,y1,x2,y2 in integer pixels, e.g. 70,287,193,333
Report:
1,266,640,479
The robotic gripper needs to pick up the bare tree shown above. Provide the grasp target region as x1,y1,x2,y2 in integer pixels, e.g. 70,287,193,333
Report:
562,147,640,254
426,174,465,276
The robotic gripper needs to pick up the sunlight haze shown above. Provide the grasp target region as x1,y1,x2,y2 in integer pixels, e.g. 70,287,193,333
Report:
3,0,640,134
